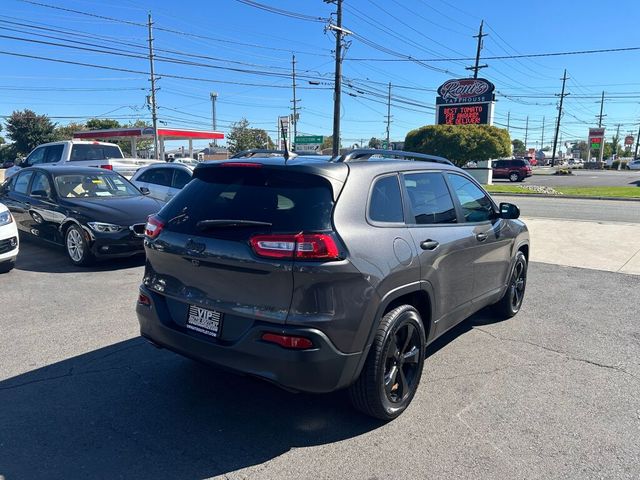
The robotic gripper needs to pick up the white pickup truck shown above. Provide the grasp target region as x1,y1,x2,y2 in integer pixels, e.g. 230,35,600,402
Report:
5,140,162,178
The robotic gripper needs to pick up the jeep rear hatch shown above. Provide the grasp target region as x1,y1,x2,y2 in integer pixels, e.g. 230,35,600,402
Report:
144,164,343,326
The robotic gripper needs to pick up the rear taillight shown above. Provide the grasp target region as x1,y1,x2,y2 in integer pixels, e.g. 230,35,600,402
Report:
261,333,314,350
145,215,165,239
138,292,151,306
99,164,113,170
249,233,340,260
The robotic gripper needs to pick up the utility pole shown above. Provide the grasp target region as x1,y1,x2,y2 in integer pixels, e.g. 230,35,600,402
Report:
466,20,487,78
506,111,510,131
597,91,606,127
291,54,298,150
635,122,640,160
615,123,622,170
385,82,392,147
541,116,545,150
326,0,346,157
210,92,218,147
147,12,159,160
524,116,529,150
551,69,569,167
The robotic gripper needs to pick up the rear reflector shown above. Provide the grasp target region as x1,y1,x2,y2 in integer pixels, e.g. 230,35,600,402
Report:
249,233,340,260
145,215,165,239
138,293,151,306
220,162,262,168
99,164,113,170
261,333,314,350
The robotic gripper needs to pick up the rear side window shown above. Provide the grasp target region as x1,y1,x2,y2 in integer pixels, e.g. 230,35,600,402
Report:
160,168,334,234
172,168,192,189
369,175,403,223
44,145,64,163
404,172,457,224
138,168,172,187
70,144,123,161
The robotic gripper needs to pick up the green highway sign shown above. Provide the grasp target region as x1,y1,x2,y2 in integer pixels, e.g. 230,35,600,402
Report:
295,135,323,144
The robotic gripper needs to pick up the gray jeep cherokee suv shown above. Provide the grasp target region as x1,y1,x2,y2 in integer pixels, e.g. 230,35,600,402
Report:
136,149,529,420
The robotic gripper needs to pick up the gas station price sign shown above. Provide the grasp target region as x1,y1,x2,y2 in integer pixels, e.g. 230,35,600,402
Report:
590,137,602,149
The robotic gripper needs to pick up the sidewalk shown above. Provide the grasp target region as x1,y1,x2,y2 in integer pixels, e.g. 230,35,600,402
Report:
524,217,640,275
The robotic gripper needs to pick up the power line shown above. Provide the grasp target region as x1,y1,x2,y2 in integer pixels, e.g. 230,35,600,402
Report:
234,0,328,23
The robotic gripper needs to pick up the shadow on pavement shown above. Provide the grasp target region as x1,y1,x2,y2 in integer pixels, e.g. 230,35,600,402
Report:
15,236,145,274
0,338,384,479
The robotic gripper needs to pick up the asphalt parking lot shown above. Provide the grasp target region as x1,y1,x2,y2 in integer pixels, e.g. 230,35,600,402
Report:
1,240,639,480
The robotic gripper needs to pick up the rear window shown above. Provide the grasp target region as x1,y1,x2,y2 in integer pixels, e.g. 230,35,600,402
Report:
70,144,123,161
160,167,334,234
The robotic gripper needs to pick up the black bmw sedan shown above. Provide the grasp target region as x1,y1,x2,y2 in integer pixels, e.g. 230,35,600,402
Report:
0,166,165,265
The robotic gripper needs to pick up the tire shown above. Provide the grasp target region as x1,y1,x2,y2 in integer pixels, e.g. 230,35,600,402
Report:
65,225,94,266
509,172,521,182
0,258,15,273
348,305,426,420
493,251,527,319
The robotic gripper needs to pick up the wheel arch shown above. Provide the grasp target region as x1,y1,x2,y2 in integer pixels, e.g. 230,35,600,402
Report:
350,281,435,385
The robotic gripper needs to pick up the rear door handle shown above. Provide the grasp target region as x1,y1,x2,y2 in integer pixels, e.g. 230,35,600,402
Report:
420,239,439,250
476,233,488,242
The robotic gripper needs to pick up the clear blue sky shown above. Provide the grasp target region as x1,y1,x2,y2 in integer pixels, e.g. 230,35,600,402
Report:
2,0,640,151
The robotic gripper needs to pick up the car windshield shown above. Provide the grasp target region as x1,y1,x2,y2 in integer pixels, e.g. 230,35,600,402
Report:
70,144,124,161
54,173,140,198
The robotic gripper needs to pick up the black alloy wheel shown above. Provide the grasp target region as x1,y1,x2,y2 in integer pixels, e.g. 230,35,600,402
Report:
493,251,527,318
349,305,426,420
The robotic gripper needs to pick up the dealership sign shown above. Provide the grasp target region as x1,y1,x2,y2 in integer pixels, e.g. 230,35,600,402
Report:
436,78,495,105
435,78,495,125
624,135,634,146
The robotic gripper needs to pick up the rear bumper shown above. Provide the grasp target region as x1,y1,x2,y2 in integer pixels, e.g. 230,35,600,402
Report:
136,286,362,393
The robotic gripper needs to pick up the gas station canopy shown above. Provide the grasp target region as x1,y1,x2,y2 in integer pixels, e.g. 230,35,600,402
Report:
73,127,224,159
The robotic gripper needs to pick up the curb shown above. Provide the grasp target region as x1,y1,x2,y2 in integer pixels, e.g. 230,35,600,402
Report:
490,192,640,202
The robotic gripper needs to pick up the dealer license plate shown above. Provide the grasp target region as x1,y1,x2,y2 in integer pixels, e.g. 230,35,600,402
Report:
186,305,223,338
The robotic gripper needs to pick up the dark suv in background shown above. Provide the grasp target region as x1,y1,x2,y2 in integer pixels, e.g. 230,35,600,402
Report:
492,158,533,182
137,150,529,420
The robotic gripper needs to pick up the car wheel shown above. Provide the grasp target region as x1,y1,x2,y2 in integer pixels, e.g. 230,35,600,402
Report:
348,305,426,420
65,225,94,266
509,172,520,182
0,258,15,273
493,251,527,318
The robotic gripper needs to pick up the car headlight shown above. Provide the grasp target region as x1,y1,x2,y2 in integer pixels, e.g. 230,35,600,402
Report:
0,210,13,226
87,222,123,233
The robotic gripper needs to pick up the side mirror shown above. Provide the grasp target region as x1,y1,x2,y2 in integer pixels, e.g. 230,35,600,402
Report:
499,202,520,219
139,186,151,195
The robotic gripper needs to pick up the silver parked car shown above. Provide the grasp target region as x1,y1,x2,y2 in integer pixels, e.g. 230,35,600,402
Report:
130,163,193,202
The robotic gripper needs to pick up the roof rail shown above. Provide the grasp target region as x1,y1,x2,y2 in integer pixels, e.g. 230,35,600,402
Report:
231,149,324,159
335,149,453,166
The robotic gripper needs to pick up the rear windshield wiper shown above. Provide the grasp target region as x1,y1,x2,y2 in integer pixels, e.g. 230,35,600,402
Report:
196,219,273,230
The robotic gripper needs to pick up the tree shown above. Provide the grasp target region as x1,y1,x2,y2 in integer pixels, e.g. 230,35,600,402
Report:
368,137,382,149
53,122,86,141
86,118,121,130
404,124,511,167
226,118,274,154
573,141,589,160
511,139,526,155
5,109,56,155
321,135,333,151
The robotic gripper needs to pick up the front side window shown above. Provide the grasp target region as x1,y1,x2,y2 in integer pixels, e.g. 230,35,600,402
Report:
369,175,404,223
14,171,34,194
26,147,46,166
30,171,52,197
404,172,457,224
447,174,494,223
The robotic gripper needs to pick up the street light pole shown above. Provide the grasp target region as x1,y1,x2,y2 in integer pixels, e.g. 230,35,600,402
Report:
210,92,218,147
147,12,159,160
